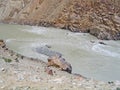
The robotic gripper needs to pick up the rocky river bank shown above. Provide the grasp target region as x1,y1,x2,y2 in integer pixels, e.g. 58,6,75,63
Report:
0,40,120,90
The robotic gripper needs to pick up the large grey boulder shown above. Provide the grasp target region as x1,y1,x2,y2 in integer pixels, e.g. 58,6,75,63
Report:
35,46,62,57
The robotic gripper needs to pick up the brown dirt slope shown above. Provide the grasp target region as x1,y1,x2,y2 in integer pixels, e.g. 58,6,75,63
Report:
0,0,120,40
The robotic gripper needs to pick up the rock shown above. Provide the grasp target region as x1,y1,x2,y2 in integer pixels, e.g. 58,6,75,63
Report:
17,54,24,60
108,81,114,84
90,40,95,43
114,15,120,24
90,25,120,40
4,47,8,50
0,80,3,83
44,67,53,76
73,73,86,79
17,73,24,81
98,42,107,45
0,40,5,47
36,46,62,57
15,58,19,62
0,39,4,42
45,45,51,48
47,56,72,73
1,68,5,72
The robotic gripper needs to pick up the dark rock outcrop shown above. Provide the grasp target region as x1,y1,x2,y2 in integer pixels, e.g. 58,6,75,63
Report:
47,56,72,73
98,41,107,45
0,40,5,47
44,67,54,76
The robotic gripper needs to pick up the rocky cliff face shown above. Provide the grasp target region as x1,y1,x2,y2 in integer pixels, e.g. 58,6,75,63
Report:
0,0,120,40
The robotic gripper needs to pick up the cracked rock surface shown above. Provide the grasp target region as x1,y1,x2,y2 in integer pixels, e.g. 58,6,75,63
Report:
0,0,120,40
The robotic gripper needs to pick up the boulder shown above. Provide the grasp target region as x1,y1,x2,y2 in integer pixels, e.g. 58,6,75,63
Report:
47,56,72,73
44,67,53,76
0,40,6,48
36,46,62,57
0,40,4,45
90,25,120,40
99,41,107,45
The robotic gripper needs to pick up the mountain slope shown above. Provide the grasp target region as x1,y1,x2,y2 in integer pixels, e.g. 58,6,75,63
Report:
0,0,120,40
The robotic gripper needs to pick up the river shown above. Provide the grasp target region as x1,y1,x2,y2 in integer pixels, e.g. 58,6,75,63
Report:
0,23,120,81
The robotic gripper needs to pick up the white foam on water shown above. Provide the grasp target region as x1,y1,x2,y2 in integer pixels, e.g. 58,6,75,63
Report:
5,39,16,43
92,44,120,58
22,26,47,34
30,43,48,48
67,32,87,37
6,38,42,43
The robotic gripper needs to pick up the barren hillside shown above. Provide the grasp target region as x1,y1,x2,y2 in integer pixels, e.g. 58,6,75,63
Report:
0,0,120,40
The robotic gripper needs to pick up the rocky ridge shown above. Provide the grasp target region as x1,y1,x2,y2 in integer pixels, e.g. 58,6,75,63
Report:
0,0,120,40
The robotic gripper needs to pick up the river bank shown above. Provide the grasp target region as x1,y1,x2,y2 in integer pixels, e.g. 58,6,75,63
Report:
0,39,120,90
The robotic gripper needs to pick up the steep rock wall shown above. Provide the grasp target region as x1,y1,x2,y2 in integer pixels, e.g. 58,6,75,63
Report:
0,0,120,40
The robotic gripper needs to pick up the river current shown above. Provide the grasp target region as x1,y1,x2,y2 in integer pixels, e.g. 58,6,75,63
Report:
0,24,120,81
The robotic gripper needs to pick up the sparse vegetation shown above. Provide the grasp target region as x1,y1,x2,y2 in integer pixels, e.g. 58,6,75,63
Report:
2,57,12,63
